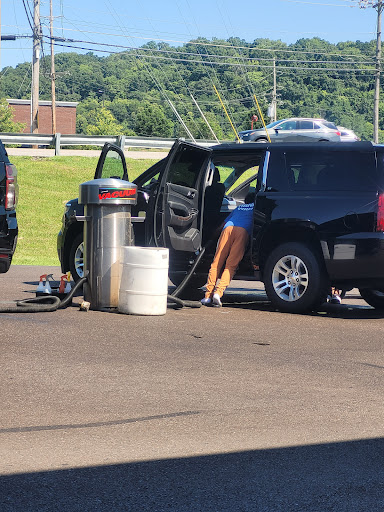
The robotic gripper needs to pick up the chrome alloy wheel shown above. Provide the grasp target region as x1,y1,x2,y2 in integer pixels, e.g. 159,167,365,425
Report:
74,241,84,278
272,254,309,302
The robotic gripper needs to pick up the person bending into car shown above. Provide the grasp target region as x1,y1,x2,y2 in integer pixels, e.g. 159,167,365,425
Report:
201,192,255,307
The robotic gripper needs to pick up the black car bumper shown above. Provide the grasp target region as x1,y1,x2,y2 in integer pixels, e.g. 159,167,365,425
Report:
323,232,384,287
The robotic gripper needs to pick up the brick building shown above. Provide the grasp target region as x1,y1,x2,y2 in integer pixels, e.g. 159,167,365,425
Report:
7,99,78,134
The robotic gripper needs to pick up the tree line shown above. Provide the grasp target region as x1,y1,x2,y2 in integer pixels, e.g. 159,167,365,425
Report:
0,36,381,141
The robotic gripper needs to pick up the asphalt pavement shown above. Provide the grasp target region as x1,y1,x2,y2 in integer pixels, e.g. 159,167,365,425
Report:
0,266,383,511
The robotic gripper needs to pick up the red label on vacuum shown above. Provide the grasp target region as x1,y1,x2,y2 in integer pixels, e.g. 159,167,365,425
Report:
98,187,136,200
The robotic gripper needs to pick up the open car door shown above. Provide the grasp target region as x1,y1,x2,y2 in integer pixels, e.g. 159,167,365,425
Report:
152,140,212,253
94,143,128,181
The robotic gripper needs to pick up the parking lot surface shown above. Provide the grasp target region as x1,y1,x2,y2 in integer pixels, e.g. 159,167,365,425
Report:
0,266,383,511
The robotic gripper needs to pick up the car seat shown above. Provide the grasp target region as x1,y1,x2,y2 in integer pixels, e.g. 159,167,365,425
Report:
202,167,225,243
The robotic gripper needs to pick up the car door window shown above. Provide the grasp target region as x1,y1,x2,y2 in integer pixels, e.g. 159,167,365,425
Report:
285,150,378,191
100,150,125,179
166,146,206,188
155,142,211,252
298,120,314,130
226,166,259,195
277,120,297,130
94,144,128,181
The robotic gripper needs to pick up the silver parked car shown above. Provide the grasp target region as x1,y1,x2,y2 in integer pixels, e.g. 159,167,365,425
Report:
237,118,341,143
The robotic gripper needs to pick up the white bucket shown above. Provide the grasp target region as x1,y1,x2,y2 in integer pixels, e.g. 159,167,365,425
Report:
118,246,169,315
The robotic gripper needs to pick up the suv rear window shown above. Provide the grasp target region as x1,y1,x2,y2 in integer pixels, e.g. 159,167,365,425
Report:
298,120,314,130
285,150,378,192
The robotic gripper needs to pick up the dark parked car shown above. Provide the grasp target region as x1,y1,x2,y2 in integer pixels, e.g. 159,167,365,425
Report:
58,140,384,313
238,117,341,143
0,141,18,273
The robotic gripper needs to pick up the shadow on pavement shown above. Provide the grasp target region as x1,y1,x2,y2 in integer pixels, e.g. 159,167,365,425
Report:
1,438,383,511
223,290,384,319
21,280,384,319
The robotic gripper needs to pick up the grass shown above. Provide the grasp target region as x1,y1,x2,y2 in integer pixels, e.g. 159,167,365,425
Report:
11,155,160,266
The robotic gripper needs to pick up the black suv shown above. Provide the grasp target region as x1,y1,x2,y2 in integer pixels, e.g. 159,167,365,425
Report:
0,141,18,273
58,140,384,313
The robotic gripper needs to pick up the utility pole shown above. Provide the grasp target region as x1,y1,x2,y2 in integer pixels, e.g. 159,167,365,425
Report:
272,58,277,122
50,0,56,134
0,0,2,74
31,0,41,134
359,0,383,143
374,0,383,143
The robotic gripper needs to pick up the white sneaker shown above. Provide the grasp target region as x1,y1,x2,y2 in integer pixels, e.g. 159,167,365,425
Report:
201,297,212,306
212,293,222,307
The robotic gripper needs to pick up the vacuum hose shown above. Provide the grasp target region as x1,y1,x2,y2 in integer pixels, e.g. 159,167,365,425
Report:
0,275,88,313
0,246,208,313
166,245,212,309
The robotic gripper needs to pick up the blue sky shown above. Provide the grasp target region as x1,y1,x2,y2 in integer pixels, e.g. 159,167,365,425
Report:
0,0,379,71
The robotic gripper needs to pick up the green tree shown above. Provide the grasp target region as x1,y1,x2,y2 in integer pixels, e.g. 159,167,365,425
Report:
85,107,124,135
0,99,25,132
134,102,173,137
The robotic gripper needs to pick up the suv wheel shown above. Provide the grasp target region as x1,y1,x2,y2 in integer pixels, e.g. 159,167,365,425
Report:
69,233,84,282
359,288,384,310
264,242,328,313
0,255,11,273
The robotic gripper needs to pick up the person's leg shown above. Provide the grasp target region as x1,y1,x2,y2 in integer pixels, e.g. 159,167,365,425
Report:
204,227,233,299
214,227,249,298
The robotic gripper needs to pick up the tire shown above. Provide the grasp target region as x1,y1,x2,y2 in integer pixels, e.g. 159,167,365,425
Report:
264,242,328,313
255,138,268,143
0,255,11,273
359,288,384,310
68,233,84,282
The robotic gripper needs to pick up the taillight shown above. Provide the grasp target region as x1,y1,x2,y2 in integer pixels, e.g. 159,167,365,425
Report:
336,131,341,136
5,164,18,210
376,193,384,232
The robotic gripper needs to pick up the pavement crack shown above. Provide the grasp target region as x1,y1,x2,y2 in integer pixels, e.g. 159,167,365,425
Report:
0,411,200,434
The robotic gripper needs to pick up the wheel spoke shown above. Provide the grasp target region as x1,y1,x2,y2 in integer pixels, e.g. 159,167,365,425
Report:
276,260,290,276
275,281,290,298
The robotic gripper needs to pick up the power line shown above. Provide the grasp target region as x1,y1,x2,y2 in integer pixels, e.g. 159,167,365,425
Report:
49,40,377,73
43,21,377,61
40,30,378,67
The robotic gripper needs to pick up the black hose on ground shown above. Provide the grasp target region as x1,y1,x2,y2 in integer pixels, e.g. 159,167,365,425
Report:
0,254,208,313
0,275,88,313
167,294,201,309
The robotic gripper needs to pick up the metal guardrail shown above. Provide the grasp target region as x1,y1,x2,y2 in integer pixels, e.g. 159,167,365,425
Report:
0,133,220,155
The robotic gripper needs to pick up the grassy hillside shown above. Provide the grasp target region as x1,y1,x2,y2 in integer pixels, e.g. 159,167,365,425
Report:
11,155,160,266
